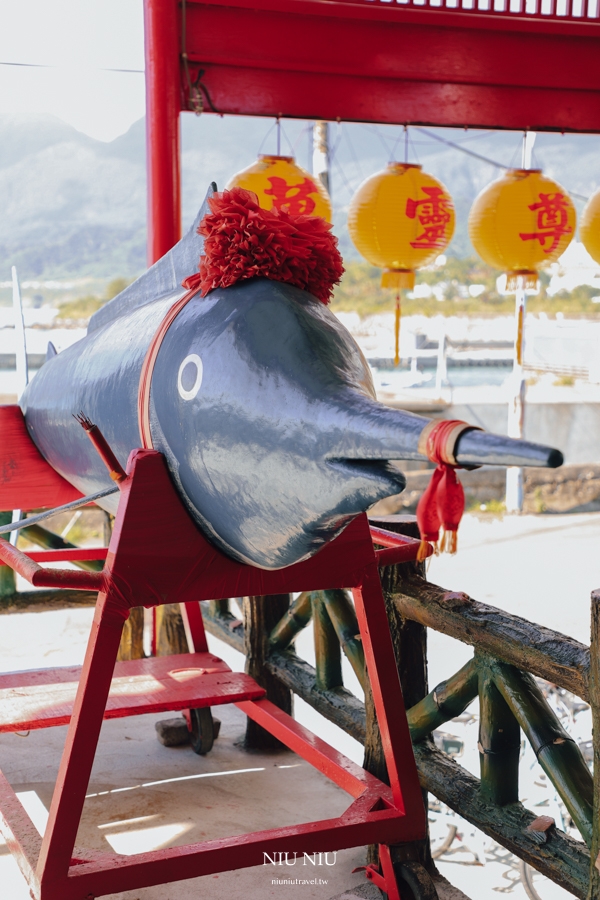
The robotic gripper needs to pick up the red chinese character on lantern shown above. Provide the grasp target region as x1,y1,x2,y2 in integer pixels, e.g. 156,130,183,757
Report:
265,176,318,215
406,186,452,249
519,192,573,254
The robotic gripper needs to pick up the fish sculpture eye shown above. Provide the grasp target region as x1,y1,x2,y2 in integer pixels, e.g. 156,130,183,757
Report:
177,354,203,401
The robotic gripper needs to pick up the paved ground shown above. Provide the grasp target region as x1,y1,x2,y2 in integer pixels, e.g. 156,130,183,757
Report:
1,509,598,900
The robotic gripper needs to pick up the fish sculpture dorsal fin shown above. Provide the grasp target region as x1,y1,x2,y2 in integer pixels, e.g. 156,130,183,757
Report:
88,183,216,334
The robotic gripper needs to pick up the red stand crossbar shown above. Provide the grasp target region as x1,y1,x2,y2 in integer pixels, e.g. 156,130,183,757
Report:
0,449,429,900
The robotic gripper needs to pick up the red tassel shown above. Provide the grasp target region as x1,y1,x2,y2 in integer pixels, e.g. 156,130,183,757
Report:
437,465,465,555
416,466,444,556
416,419,471,556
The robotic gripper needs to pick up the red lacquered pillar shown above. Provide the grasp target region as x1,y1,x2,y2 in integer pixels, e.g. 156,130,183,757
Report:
144,0,181,265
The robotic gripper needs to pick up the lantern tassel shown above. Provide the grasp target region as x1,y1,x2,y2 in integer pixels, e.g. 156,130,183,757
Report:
394,293,401,367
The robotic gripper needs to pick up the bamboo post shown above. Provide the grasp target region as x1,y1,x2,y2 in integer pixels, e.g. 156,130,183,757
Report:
477,659,520,806
587,588,600,899
243,594,293,749
155,604,189,656
491,659,593,844
365,514,434,872
269,592,312,651
408,658,479,744
321,589,366,690
0,512,16,606
311,591,343,691
117,608,145,661
209,599,231,618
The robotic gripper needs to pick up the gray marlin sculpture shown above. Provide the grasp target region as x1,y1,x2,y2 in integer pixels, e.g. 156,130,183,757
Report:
20,185,563,570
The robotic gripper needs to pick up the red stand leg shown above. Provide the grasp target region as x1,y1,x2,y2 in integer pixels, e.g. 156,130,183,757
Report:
37,593,127,890
352,571,426,827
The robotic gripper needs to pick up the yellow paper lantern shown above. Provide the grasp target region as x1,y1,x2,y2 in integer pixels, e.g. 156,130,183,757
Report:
469,169,576,291
580,188,600,265
226,154,332,222
347,163,455,291
348,162,455,364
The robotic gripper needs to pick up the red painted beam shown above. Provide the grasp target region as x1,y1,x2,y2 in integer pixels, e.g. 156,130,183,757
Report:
237,697,386,797
0,405,82,511
144,0,181,265
0,652,264,733
185,63,600,133
0,548,107,566
61,809,415,900
0,539,104,591
0,772,40,893
188,0,600,39
185,5,600,92
181,1,600,131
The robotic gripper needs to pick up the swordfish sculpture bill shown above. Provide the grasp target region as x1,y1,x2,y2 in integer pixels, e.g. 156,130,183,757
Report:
20,185,563,570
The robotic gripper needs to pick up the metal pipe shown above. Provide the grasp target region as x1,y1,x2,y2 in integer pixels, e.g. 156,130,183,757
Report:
0,488,119,536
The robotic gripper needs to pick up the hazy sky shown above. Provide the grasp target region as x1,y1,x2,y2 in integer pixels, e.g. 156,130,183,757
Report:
0,0,145,141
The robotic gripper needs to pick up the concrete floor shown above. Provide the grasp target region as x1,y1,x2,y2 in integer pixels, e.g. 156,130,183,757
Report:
2,508,598,900
0,701,373,900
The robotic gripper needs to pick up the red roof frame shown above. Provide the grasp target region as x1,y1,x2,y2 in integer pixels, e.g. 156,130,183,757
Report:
143,0,600,262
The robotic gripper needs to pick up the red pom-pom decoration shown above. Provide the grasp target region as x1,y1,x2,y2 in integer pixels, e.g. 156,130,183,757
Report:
189,187,344,304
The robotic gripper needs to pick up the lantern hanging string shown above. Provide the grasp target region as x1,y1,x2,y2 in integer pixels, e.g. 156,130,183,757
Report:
413,127,589,203
394,292,401,367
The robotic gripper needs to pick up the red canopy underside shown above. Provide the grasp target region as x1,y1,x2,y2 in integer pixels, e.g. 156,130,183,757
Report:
143,0,600,261
184,0,600,133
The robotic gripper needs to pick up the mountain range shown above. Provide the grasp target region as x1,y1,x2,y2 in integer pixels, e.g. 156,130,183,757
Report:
1,112,599,281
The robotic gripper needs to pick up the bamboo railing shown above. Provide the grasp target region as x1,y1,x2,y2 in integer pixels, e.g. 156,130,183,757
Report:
201,516,596,899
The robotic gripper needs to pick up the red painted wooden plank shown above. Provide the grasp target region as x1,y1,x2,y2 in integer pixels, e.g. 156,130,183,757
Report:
60,808,415,900
0,652,263,732
237,697,387,798
0,548,107,565
369,527,414,548
187,0,600,35
0,406,82,511
369,525,433,564
375,543,432,566
185,4,600,91
0,772,40,890
179,1,600,131
187,64,600,133
0,539,104,591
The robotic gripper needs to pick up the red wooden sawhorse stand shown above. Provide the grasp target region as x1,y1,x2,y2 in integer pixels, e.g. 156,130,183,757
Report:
0,448,430,900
